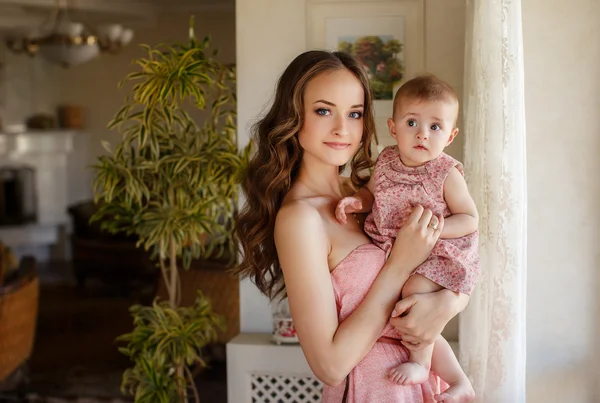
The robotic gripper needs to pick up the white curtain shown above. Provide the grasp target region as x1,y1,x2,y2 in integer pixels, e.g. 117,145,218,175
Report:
459,0,527,402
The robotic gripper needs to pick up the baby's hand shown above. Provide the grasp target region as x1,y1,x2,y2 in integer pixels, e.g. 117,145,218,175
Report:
395,206,413,229
335,197,363,224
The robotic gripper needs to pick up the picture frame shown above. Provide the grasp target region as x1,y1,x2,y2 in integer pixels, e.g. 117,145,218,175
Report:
326,16,406,102
307,0,425,149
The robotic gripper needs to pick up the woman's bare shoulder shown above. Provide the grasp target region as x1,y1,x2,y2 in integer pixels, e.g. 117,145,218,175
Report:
275,197,331,269
275,191,331,250
276,197,324,234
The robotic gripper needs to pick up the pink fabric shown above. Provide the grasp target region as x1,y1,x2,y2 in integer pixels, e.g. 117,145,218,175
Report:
364,146,480,295
322,243,447,403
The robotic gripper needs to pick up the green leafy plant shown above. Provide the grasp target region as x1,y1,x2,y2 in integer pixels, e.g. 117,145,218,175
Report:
92,17,250,402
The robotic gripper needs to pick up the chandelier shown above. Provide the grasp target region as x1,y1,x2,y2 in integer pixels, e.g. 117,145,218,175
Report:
5,0,134,67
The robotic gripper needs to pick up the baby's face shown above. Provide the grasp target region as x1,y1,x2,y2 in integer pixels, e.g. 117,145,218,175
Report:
387,98,459,167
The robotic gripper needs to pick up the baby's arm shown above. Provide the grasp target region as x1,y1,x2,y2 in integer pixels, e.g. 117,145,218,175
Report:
441,167,479,238
335,176,375,224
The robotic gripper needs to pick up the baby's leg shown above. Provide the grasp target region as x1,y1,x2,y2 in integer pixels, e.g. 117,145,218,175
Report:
388,274,441,385
431,337,475,403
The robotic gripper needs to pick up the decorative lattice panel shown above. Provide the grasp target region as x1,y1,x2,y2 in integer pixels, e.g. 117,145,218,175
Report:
250,374,323,403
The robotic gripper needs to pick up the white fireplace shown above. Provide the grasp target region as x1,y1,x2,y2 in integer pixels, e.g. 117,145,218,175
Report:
0,129,89,260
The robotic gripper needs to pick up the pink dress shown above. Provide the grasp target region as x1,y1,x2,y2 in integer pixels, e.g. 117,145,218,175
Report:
321,243,447,402
364,146,480,295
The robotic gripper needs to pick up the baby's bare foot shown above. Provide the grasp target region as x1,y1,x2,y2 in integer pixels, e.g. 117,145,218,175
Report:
434,379,476,403
387,362,430,385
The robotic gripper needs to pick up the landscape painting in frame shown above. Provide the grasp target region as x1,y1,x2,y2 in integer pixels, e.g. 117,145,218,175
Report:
326,16,405,100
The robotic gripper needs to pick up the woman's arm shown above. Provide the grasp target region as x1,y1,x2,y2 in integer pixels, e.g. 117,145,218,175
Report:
275,202,439,386
441,167,479,239
389,289,470,350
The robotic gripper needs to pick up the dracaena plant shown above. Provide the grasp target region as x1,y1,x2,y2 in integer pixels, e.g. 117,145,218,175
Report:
91,17,250,402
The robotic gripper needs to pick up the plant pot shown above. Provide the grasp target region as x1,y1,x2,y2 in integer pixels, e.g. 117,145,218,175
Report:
155,255,240,344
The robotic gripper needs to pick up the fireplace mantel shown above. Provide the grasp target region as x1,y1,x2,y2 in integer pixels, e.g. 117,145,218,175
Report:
0,130,78,257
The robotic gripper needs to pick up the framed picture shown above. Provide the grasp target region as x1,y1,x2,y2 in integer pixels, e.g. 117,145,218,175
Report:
307,0,425,149
326,16,406,101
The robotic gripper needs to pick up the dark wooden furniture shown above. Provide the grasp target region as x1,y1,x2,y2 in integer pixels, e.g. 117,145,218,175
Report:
0,256,38,391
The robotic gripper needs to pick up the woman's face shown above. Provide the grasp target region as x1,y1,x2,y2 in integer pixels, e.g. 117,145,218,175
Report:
297,68,365,168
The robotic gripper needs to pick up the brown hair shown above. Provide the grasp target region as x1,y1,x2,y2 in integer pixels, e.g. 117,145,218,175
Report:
393,74,459,121
233,50,377,299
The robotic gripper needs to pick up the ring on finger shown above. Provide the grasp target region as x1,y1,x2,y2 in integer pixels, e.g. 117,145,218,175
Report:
428,221,438,230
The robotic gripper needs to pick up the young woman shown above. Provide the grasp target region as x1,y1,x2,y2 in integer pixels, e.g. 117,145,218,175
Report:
235,50,470,402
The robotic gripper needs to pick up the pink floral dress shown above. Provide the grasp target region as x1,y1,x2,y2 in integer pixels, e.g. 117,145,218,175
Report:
364,146,480,295
322,243,447,402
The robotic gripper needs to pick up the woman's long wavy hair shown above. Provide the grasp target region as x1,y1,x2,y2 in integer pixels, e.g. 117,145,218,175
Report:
233,50,377,299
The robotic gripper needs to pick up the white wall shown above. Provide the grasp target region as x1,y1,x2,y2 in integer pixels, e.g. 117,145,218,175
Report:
236,0,467,335
523,0,600,401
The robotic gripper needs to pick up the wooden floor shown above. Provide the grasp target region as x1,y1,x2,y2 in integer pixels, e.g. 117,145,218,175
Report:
2,265,228,402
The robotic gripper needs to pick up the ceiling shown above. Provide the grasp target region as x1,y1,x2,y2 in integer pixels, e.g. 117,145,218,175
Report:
0,0,234,31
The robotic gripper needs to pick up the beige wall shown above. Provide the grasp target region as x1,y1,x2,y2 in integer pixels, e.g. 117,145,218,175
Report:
238,1,600,401
236,0,466,336
424,0,465,159
236,0,308,333
53,8,236,189
0,8,236,204
523,0,600,401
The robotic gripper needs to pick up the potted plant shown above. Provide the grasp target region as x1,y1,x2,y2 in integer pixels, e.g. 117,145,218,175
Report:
91,17,250,402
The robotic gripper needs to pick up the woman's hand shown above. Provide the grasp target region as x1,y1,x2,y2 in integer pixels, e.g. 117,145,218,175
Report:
387,205,444,272
390,289,466,351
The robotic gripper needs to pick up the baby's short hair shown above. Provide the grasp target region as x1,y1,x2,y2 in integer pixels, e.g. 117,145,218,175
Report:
393,74,459,120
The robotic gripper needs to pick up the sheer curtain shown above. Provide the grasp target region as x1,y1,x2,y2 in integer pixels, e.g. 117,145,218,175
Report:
459,0,527,402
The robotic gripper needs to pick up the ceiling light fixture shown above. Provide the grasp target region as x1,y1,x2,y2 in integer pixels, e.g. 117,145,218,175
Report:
5,0,134,67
